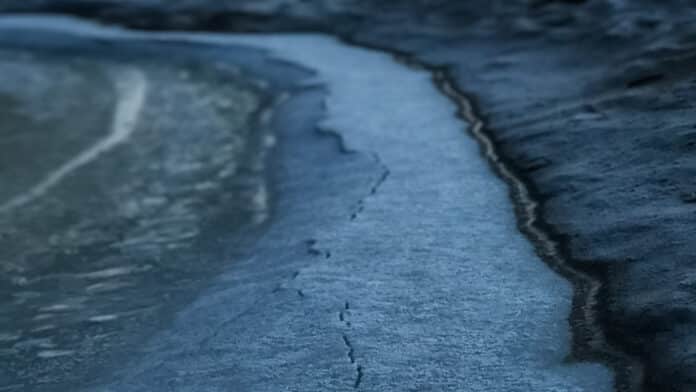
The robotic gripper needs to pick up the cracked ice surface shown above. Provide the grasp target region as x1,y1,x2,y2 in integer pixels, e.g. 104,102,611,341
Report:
100,33,612,391
2,16,614,390
212,34,614,391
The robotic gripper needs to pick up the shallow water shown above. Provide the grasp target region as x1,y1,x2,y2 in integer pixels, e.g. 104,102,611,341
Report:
0,36,275,389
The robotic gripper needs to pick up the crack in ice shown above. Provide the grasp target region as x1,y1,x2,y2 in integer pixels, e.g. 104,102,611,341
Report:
0,67,147,214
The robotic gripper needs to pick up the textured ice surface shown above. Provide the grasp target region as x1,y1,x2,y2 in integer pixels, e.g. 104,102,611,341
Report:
0,17,613,391
194,33,614,392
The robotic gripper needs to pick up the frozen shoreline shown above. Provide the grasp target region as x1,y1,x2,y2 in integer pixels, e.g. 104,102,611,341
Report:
0,15,623,391
4,2,696,389
0,17,612,391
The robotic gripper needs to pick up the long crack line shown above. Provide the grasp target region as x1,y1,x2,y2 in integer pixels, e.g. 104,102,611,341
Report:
339,301,362,388
323,44,647,392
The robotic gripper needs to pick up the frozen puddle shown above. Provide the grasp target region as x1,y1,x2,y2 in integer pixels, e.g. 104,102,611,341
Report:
0,17,613,391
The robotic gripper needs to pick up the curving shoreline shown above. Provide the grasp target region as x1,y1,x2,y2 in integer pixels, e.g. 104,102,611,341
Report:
431,67,641,391
4,2,696,390
335,34,643,392
0,17,614,391
106,31,613,391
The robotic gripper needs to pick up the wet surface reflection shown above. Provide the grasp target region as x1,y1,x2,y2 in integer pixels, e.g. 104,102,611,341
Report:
0,40,275,389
